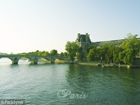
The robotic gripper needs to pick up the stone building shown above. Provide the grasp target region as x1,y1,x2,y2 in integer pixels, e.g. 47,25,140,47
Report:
75,33,140,58
76,33,91,53
76,33,140,50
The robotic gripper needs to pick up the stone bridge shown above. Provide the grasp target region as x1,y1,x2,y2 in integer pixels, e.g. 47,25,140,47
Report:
0,55,69,64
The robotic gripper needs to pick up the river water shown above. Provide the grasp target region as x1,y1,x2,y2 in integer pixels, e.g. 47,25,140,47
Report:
0,58,140,105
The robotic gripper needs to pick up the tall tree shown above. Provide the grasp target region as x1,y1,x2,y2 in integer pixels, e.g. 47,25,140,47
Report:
97,45,108,62
87,47,97,62
113,46,123,63
65,41,79,62
77,47,85,62
105,45,116,63
119,33,140,65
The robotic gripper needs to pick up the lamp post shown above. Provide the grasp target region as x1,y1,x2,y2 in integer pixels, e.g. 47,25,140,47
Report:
101,56,102,63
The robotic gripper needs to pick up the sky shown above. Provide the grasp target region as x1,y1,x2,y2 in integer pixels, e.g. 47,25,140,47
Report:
0,0,140,54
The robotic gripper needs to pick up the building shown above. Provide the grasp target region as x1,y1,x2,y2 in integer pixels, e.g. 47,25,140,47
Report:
76,33,140,58
76,33,140,51
76,33,91,53
76,33,124,54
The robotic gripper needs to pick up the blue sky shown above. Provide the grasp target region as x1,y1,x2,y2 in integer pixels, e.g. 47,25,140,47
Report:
0,0,140,54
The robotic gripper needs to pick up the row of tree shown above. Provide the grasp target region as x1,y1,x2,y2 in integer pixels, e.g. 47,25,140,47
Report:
14,49,67,56
65,33,140,65
87,33,140,65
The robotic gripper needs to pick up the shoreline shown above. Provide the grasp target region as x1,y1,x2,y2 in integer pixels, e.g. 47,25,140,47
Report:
78,62,140,68
20,58,140,67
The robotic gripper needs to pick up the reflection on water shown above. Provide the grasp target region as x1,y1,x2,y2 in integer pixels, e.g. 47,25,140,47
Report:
0,59,140,105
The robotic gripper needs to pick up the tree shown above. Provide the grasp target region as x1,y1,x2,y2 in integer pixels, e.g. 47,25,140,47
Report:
113,46,123,63
64,52,67,56
41,51,46,56
60,52,64,56
45,51,50,56
119,33,140,65
97,44,108,62
105,45,116,63
50,49,58,56
65,41,79,62
37,51,42,56
87,47,97,62
41,51,50,56
77,47,85,62
35,50,39,55
86,45,96,53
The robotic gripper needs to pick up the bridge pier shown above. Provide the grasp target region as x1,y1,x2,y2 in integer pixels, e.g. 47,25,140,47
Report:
33,57,38,64
51,59,55,64
13,62,18,64
51,61,54,64
12,57,19,64
34,61,38,64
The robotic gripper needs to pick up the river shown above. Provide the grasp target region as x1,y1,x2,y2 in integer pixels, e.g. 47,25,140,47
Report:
0,58,140,105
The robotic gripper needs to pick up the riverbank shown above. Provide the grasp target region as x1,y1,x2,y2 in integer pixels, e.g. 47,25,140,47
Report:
20,58,140,67
78,62,140,68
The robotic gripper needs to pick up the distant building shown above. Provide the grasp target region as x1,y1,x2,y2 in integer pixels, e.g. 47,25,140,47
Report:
76,33,91,53
76,33,140,54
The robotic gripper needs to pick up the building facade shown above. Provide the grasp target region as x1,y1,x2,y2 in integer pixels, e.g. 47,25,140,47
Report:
76,33,92,53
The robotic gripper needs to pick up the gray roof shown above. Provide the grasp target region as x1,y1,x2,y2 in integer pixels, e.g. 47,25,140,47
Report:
76,35,91,43
92,38,140,46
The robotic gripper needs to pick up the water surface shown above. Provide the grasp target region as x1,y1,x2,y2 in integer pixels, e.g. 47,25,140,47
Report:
0,58,140,105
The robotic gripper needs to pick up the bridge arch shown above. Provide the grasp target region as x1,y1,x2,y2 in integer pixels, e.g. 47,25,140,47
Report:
55,58,69,63
37,57,51,64
18,57,34,64
0,57,13,64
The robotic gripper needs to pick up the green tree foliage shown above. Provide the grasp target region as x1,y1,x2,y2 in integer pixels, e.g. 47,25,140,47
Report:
41,51,50,56
77,47,85,62
64,52,67,56
65,41,79,62
17,50,50,56
86,45,97,53
87,47,97,62
113,46,123,63
50,49,58,56
97,45,108,62
105,45,116,63
35,50,39,55
60,52,64,56
119,33,140,65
